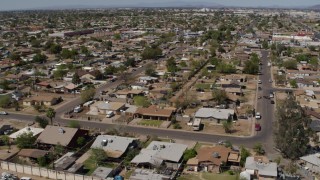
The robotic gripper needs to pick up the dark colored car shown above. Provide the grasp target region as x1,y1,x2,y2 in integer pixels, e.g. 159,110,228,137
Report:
271,100,275,104
255,123,261,131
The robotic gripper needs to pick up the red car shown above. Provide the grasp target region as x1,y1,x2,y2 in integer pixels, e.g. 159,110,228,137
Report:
255,123,261,131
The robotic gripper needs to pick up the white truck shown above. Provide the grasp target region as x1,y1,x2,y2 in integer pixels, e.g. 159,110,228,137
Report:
192,118,201,131
74,106,83,113
268,62,271,67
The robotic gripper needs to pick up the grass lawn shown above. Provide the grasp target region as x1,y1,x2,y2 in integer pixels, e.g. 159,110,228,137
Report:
138,119,163,127
178,173,237,180
83,157,97,175
202,173,237,180
195,83,211,90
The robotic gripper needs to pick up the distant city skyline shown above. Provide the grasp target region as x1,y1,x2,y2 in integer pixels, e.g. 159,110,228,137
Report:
0,0,319,11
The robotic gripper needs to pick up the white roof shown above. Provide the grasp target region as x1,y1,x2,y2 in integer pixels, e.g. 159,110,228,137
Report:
195,108,235,120
245,157,277,177
131,141,187,165
91,135,136,158
240,171,251,180
300,153,320,167
9,127,44,139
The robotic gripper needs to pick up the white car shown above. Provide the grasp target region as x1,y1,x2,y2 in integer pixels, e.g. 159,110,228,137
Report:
255,112,261,119
0,111,8,115
258,80,262,84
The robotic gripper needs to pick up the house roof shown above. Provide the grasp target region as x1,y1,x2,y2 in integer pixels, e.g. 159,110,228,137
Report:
95,101,125,111
18,149,48,159
310,120,320,132
91,135,136,158
64,83,77,90
135,106,174,118
300,153,320,167
36,126,80,146
36,81,50,87
92,167,113,179
245,156,277,177
9,127,44,139
195,108,234,120
197,146,234,166
131,141,187,165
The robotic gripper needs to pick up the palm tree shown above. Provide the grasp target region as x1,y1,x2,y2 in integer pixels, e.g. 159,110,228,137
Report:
46,108,56,125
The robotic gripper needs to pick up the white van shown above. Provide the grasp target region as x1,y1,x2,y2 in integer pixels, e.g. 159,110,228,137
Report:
106,111,115,118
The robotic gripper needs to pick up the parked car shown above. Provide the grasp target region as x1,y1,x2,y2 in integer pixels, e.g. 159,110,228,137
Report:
258,80,262,84
255,112,261,119
106,111,115,118
255,123,261,131
0,111,8,115
271,100,275,104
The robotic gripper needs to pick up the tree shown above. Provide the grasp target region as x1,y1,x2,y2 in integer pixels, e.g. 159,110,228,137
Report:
105,66,117,75
183,149,197,161
289,79,298,88
16,132,36,149
37,156,48,167
274,96,311,159
141,46,162,60
262,40,269,49
53,69,67,80
309,57,319,70
81,88,95,103
1,135,10,151
166,57,178,73
68,120,80,128
283,60,297,70
46,108,56,125
212,89,227,104
133,96,151,107
72,73,81,85
77,137,86,147
124,58,136,67
240,146,251,167
217,63,236,74
243,60,259,74
32,53,47,63
91,148,107,166
114,33,121,40
49,44,62,54
10,53,21,60
0,95,11,108
223,121,233,133
145,65,157,77
253,143,265,155
35,116,49,128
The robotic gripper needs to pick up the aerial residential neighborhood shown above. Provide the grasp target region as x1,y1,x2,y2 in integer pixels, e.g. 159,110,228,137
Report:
0,1,320,180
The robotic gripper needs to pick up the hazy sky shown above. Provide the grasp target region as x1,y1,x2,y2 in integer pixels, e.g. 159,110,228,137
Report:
0,0,319,10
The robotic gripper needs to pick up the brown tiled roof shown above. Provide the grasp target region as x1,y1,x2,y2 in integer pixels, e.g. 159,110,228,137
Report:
135,105,174,118
18,149,48,159
36,125,80,146
37,81,50,87
197,146,233,166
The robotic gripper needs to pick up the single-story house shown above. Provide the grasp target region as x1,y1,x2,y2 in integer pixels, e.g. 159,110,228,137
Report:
36,125,88,148
131,141,187,170
130,82,149,90
89,101,126,115
9,127,44,139
134,106,175,121
17,149,48,161
224,88,243,96
300,153,320,173
245,156,278,179
23,95,61,107
115,89,145,99
91,135,137,159
195,108,235,123
194,146,240,172
139,76,158,84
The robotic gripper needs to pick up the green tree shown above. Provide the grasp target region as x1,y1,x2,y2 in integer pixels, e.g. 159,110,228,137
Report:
240,146,251,167
77,137,86,147
283,60,297,70
37,156,48,167
262,40,269,49
0,95,11,108
10,53,21,60
166,57,178,73
16,132,36,149
91,148,107,166
217,63,236,74
53,69,67,80
274,96,311,159
35,116,49,128
68,120,80,128
46,108,56,125
133,96,151,107
105,66,117,75
183,149,197,161
80,88,96,103
49,44,62,54
253,143,265,155
309,57,319,70
212,89,227,104
145,65,157,77
124,58,136,67
33,53,48,63
223,121,233,133
114,33,121,40
141,46,162,60
72,73,81,85
1,135,10,150
289,79,298,88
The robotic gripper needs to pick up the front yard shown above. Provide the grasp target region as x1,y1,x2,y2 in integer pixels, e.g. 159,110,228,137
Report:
137,119,163,127
178,172,238,180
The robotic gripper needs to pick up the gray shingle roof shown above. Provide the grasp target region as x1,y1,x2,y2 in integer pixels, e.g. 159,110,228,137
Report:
195,108,234,120
245,157,277,177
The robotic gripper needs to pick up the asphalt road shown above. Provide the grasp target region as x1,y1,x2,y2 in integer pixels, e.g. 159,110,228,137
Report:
4,49,276,150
